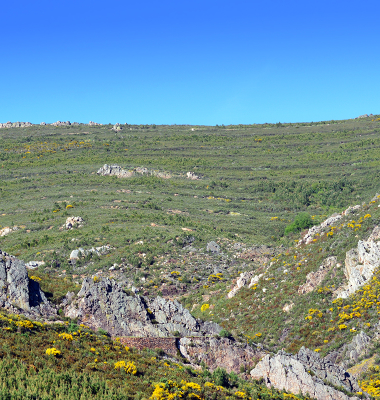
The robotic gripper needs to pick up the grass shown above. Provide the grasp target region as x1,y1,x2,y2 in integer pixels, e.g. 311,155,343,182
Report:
2,117,380,396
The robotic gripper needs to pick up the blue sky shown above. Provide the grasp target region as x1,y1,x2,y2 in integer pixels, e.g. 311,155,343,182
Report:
1,1,379,125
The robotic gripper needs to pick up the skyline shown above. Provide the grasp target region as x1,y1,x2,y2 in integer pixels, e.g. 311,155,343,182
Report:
1,0,379,125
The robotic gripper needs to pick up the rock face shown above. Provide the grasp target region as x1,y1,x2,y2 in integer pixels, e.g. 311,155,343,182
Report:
179,337,263,373
298,256,337,295
337,226,380,298
64,277,221,338
0,250,56,318
251,347,360,400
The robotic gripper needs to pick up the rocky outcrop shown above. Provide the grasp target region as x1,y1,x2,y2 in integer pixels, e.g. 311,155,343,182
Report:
186,171,201,180
250,347,360,400
298,256,337,294
69,245,111,260
337,226,380,298
64,277,221,338
339,331,372,368
0,226,18,237
206,241,220,254
97,164,172,179
0,250,56,318
179,337,263,373
51,121,72,126
0,121,33,128
60,216,84,230
112,123,122,131
298,213,342,246
228,272,263,298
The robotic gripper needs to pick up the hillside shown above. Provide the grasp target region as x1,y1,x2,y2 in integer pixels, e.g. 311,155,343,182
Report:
1,117,380,399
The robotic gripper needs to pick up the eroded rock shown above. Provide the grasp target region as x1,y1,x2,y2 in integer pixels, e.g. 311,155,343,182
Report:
64,277,222,338
250,347,360,400
180,336,262,373
336,226,380,298
0,250,56,318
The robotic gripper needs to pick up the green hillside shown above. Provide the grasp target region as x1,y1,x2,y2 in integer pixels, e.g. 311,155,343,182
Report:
2,117,380,398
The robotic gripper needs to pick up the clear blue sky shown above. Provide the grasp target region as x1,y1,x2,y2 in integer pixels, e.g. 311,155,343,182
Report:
1,0,379,125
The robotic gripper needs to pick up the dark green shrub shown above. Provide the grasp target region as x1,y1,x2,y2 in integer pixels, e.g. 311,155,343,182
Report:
219,329,232,338
213,367,229,387
284,212,313,235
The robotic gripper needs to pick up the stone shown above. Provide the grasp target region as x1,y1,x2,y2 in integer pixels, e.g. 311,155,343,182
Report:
69,245,110,260
250,347,360,400
97,164,171,179
62,216,84,230
282,302,294,313
186,171,201,180
298,256,337,294
0,226,18,237
25,261,45,270
206,241,220,254
227,271,263,299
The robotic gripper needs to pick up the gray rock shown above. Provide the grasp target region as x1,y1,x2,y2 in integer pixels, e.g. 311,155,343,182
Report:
64,277,223,338
340,331,371,367
206,241,220,254
25,261,45,270
0,250,56,318
251,347,360,400
179,336,262,373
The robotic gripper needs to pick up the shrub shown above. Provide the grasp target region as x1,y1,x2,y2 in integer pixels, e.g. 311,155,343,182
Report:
218,329,232,338
213,367,229,387
284,212,313,235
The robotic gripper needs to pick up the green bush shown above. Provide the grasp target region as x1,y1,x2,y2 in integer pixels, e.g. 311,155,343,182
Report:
218,329,232,338
284,212,313,235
